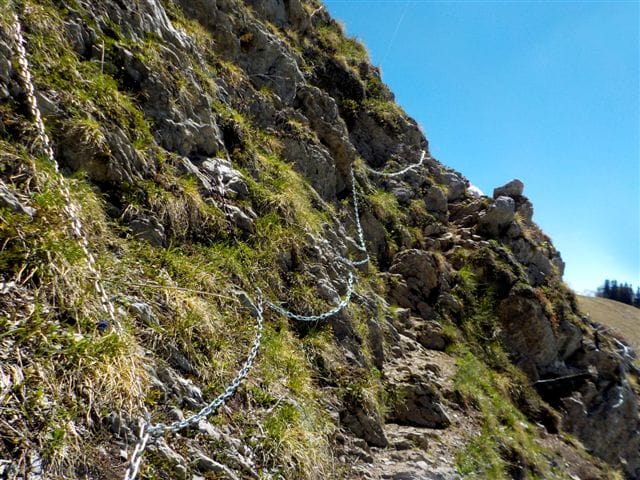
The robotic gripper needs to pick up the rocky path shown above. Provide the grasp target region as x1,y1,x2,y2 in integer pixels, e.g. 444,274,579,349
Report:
338,309,478,480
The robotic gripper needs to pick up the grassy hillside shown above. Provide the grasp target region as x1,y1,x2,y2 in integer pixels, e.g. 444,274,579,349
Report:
578,295,640,351
1,0,637,478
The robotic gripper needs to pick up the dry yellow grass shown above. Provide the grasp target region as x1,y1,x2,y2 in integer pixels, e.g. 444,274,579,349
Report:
577,295,640,352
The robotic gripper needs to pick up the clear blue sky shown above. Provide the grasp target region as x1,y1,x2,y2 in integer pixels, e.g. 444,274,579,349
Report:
325,0,640,294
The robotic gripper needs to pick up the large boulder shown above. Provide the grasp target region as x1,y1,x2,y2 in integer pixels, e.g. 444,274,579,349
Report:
517,198,534,222
478,196,515,237
425,186,448,216
493,179,524,199
498,293,558,376
436,171,467,202
340,405,388,448
386,250,443,319
296,85,356,183
386,369,451,429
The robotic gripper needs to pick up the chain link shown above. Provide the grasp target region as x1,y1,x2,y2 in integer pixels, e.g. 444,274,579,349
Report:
9,13,121,331
8,6,427,480
350,165,370,263
123,296,264,480
364,150,427,178
12,9,624,473
11,7,425,477
265,271,354,322
123,422,151,480
264,166,369,321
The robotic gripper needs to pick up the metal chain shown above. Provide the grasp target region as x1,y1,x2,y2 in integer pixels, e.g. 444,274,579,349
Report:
9,5,422,480
123,296,264,480
123,151,375,479
123,422,151,480
335,168,369,269
350,165,370,260
364,150,427,178
9,14,120,330
265,271,354,322
264,166,369,321
120,173,365,475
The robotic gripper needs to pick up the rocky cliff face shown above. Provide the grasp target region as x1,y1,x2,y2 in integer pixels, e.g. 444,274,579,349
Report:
0,1,638,479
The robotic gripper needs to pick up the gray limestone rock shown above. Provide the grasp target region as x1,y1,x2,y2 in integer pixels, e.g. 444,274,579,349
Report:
225,205,256,234
152,438,188,480
193,451,240,479
493,179,524,198
360,209,388,264
439,171,467,202
245,0,310,32
59,123,150,184
556,317,582,360
296,85,356,180
560,384,640,479
0,182,35,216
341,407,388,448
416,320,448,351
281,136,337,201
201,158,250,200
498,294,558,372
517,198,534,222
34,91,61,117
64,17,96,58
386,367,451,428
478,195,515,236
509,237,555,285
315,56,366,104
158,118,223,157
153,365,204,409
128,301,158,327
388,250,441,311
106,412,137,442
389,386,451,429
237,22,304,104
92,0,190,49
129,215,166,247
348,104,425,174
425,187,448,215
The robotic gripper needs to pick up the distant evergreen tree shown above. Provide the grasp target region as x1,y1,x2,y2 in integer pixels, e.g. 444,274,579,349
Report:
620,283,633,305
596,279,639,308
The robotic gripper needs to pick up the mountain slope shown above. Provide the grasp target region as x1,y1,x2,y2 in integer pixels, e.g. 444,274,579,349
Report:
578,295,640,352
0,1,638,479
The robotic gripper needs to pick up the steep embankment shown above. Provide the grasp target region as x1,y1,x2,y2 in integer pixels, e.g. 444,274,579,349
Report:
578,296,640,352
0,1,638,479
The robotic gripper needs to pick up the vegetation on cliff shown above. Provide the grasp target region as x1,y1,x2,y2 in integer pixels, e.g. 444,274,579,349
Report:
0,1,638,479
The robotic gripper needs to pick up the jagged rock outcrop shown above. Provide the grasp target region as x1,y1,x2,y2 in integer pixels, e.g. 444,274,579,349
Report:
493,178,524,198
0,1,638,479
499,292,559,376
